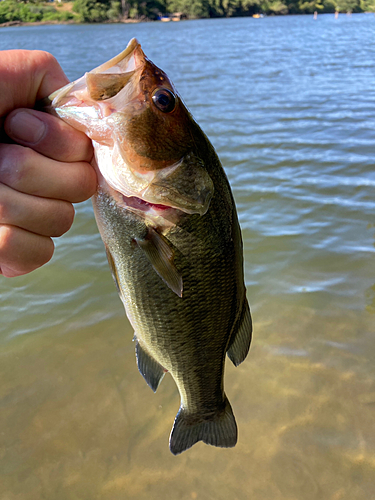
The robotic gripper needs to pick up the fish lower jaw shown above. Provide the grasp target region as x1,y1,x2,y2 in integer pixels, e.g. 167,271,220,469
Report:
122,194,173,213
121,194,185,228
97,180,184,229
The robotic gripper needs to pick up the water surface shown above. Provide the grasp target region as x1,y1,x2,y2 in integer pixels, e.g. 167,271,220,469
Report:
0,14,375,500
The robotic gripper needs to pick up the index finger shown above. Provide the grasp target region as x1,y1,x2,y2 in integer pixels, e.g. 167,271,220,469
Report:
0,49,68,117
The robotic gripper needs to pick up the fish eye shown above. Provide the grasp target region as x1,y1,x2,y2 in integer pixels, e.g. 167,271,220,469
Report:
152,88,176,113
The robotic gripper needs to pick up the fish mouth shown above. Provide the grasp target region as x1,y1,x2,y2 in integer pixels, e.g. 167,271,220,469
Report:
122,195,172,213
88,38,142,76
48,38,144,108
94,146,213,217
118,193,185,229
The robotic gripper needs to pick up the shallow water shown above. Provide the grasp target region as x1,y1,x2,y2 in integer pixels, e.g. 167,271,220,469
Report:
0,14,375,500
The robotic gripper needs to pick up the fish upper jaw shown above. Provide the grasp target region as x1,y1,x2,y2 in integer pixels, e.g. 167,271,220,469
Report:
48,38,146,136
49,38,143,105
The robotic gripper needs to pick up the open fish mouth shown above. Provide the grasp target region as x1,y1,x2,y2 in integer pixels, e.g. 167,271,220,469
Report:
48,38,143,109
122,195,174,213
119,194,184,228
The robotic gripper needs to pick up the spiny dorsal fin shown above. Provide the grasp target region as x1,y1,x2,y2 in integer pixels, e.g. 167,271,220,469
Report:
227,299,252,367
135,337,165,392
135,227,183,297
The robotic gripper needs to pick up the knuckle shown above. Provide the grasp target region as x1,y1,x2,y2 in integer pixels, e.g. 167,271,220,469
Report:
0,225,13,252
36,238,55,267
50,202,75,237
0,196,10,224
0,144,34,187
75,163,97,201
54,127,92,164
24,237,54,272
0,224,54,275
30,50,62,82
37,50,55,63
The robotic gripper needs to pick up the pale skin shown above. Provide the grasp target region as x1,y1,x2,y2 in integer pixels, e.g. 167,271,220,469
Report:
0,50,97,277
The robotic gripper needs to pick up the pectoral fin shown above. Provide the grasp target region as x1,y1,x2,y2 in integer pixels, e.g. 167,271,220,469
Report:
135,337,165,392
104,245,124,300
135,227,183,297
227,299,252,367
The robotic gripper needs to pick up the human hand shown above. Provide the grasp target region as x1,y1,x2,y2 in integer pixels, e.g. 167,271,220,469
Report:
0,50,97,278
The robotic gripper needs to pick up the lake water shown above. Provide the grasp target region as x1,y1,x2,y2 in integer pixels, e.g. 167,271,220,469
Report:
1,13,375,500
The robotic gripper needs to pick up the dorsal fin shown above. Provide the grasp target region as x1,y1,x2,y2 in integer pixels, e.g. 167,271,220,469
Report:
227,299,252,366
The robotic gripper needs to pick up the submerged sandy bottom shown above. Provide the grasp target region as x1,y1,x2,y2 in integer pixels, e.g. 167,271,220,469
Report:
1,300,374,500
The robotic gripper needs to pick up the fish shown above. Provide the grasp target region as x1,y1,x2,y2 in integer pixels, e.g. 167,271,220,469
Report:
46,38,252,455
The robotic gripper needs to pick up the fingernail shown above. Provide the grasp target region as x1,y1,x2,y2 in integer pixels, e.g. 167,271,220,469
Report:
8,111,46,144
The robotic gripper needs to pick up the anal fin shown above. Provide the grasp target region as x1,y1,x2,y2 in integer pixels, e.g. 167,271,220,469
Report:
135,226,183,297
227,299,252,367
135,338,165,392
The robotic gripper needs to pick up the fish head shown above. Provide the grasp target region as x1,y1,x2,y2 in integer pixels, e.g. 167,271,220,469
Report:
49,39,214,216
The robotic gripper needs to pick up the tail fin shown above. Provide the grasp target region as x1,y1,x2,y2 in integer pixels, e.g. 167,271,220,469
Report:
169,396,237,455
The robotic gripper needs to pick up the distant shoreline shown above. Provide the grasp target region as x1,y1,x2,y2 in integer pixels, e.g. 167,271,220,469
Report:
0,18,142,28
0,11,372,29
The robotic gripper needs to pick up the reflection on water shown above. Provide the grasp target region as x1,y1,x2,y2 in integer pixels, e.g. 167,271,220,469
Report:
0,13,375,500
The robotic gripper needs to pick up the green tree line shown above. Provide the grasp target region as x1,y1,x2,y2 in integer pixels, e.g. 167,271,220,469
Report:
72,0,375,20
0,0,75,23
1,0,374,26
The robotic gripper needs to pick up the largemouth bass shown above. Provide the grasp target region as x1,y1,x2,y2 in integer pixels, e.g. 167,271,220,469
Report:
47,39,252,455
